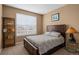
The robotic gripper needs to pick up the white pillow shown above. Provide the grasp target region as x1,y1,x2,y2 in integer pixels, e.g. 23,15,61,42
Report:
49,31,61,37
44,32,50,35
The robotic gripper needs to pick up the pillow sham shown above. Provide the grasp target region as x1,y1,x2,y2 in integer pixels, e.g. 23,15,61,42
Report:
47,31,61,37
44,32,50,35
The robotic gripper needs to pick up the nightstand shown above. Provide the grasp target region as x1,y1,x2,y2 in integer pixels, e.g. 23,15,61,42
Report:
76,43,79,52
66,39,76,52
65,33,76,52
74,33,79,52
66,33,79,53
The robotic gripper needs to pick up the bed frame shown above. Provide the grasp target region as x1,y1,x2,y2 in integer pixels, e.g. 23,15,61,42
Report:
24,24,67,55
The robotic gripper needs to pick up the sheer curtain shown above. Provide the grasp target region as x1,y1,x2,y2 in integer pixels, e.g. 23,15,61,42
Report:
16,13,37,36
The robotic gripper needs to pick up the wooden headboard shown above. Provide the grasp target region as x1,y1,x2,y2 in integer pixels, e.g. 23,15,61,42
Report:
47,24,67,38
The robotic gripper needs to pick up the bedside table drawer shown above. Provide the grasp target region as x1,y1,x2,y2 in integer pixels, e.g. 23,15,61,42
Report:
66,42,76,52
67,44,76,48
76,43,79,52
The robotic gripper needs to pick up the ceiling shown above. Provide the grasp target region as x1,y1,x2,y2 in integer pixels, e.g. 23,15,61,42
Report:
6,4,66,14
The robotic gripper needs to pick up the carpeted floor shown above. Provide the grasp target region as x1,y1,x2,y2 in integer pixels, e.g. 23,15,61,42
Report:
0,42,79,55
16,36,25,44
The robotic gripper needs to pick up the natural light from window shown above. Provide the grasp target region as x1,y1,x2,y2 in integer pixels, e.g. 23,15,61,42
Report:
16,13,37,36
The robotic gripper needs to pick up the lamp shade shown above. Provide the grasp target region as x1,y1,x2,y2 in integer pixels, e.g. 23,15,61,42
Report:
66,27,77,33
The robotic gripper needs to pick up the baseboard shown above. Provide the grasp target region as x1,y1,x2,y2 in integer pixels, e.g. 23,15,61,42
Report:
0,48,2,53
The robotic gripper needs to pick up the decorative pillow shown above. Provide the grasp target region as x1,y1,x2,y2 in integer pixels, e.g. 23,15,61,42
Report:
48,31,61,37
44,32,51,35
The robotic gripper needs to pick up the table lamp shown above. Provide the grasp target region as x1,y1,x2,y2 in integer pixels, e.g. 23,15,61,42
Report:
66,27,77,43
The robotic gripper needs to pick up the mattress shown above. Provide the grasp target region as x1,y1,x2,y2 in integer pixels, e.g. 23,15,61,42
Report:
25,34,64,54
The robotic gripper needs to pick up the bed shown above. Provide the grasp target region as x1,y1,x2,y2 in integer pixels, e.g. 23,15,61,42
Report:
24,24,67,55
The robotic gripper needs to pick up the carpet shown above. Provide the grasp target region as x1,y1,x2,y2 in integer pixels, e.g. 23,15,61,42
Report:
0,42,79,55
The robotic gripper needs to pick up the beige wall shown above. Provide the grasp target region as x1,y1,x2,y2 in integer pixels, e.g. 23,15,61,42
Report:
3,5,43,34
0,4,2,51
43,5,79,32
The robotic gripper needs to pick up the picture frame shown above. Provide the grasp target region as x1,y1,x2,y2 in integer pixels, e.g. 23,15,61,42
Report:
51,13,59,21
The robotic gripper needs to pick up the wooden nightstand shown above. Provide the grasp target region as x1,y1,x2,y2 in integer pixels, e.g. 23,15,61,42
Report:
66,40,76,52
66,33,79,53
76,43,79,52
65,33,77,52
74,33,79,52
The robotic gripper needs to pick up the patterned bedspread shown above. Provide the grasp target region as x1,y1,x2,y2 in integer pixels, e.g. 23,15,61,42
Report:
25,34,64,54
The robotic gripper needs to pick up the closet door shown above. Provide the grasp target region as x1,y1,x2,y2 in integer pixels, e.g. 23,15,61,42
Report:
3,17,15,48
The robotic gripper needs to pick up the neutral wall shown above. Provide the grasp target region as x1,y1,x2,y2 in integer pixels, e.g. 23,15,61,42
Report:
3,5,43,34
43,5,79,32
0,4,2,52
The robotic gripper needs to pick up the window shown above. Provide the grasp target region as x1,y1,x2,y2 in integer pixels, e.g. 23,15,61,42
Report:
16,13,37,36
